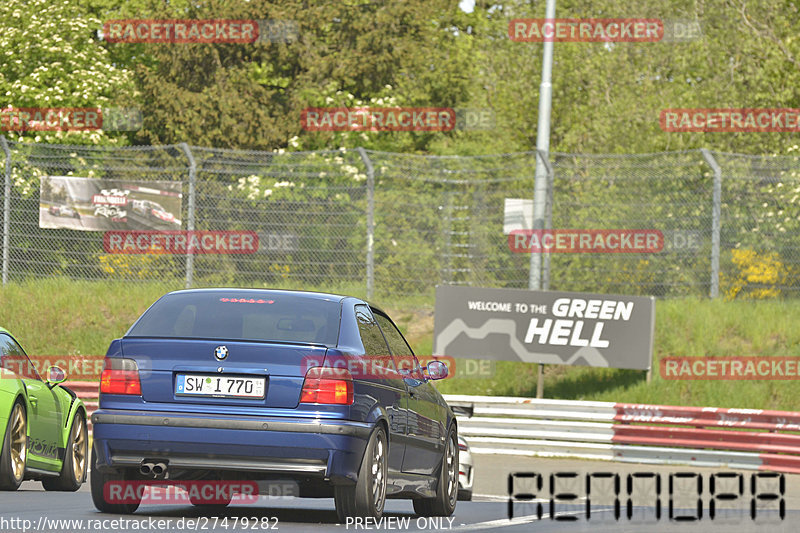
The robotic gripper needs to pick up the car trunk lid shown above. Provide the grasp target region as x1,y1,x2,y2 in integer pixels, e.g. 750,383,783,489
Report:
119,338,327,409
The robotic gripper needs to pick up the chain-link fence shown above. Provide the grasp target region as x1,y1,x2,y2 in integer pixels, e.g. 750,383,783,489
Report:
2,137,799,301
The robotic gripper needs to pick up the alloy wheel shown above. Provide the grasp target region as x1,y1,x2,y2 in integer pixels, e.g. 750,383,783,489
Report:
9,404,26,482
71,416,87,481
446,434,457,506
371,436,387,511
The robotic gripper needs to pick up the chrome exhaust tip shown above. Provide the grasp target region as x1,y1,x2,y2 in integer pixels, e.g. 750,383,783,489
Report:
152,463,167,476
139,462,154,476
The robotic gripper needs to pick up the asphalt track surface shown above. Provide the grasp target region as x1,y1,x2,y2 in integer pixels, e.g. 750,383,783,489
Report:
2,454,800,532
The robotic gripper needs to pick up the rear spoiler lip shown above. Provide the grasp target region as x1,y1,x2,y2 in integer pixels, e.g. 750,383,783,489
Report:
121,336,332,349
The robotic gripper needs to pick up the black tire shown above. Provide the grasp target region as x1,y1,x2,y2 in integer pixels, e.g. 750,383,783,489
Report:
334,426,388,522
458,489,472,501
42,411,87,491
0,400,26,491
413,426,458,517
90,444,140,514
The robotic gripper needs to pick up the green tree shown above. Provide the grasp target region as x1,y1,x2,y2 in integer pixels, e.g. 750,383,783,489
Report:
88,0,478,151
452,0,800,155
0,0,136,145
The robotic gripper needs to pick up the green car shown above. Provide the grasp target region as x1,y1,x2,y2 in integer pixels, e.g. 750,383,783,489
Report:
0,327,88,491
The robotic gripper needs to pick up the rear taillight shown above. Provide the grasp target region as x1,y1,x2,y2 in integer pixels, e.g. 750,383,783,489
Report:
458,442,468,452
300,366,353,405
100,357,142,395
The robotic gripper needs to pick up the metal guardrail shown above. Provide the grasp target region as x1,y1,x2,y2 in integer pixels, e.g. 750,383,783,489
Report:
443,394,800,474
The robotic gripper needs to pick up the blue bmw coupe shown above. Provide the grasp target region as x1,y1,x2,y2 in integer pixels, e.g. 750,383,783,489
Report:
91,289,458,521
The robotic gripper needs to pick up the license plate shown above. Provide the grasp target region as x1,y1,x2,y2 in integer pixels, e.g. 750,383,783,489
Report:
176,374,266,399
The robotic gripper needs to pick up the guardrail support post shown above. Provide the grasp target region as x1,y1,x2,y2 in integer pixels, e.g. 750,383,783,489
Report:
179,143,196,289
358,147,375,300
1,136,11,286
701,149,722,298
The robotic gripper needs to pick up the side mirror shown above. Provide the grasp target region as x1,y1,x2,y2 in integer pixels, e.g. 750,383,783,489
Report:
45,365,67,386
426,360,449,380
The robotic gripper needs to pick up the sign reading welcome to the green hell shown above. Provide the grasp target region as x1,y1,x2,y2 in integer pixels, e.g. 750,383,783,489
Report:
433,285,654,371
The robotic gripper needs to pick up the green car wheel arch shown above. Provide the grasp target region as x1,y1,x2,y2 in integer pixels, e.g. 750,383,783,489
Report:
0,326,88,491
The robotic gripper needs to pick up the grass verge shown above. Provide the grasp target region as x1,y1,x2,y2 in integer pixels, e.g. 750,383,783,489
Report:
2,280,799,410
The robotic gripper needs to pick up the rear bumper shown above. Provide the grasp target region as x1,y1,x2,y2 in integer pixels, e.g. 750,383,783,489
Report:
92,409,372,484
458,451,474,492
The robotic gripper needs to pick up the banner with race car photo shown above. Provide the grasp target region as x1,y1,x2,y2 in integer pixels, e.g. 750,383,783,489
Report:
433,285,655,370
39,176,182,231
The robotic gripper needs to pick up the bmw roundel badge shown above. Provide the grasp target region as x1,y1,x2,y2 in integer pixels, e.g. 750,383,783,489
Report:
214,346,229,361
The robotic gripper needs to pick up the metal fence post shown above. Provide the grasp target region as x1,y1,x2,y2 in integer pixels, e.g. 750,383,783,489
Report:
701,149,722,298
0,136,10,286
441,193,453,285
538,150,554,291
531,149,553,399
179,143,196,289
357,147,375,300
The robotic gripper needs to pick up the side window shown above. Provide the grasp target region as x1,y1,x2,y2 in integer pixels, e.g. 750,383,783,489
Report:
355,305,390,357
0,334,39,380
374,313,412,356
374,313,423,379
354,305,399,377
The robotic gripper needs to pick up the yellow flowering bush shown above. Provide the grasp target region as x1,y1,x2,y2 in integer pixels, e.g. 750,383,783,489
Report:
722,249,789,300
97,253,161,279
268,263,291,281
97,249,182,280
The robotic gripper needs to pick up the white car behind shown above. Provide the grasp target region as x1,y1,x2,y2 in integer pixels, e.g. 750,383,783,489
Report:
457,436,473,500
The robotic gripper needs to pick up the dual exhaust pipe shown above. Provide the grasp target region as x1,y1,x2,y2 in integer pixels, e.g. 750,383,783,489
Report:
139,461,168,478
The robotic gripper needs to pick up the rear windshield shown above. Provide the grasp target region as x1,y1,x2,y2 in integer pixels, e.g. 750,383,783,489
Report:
127,292,341,345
